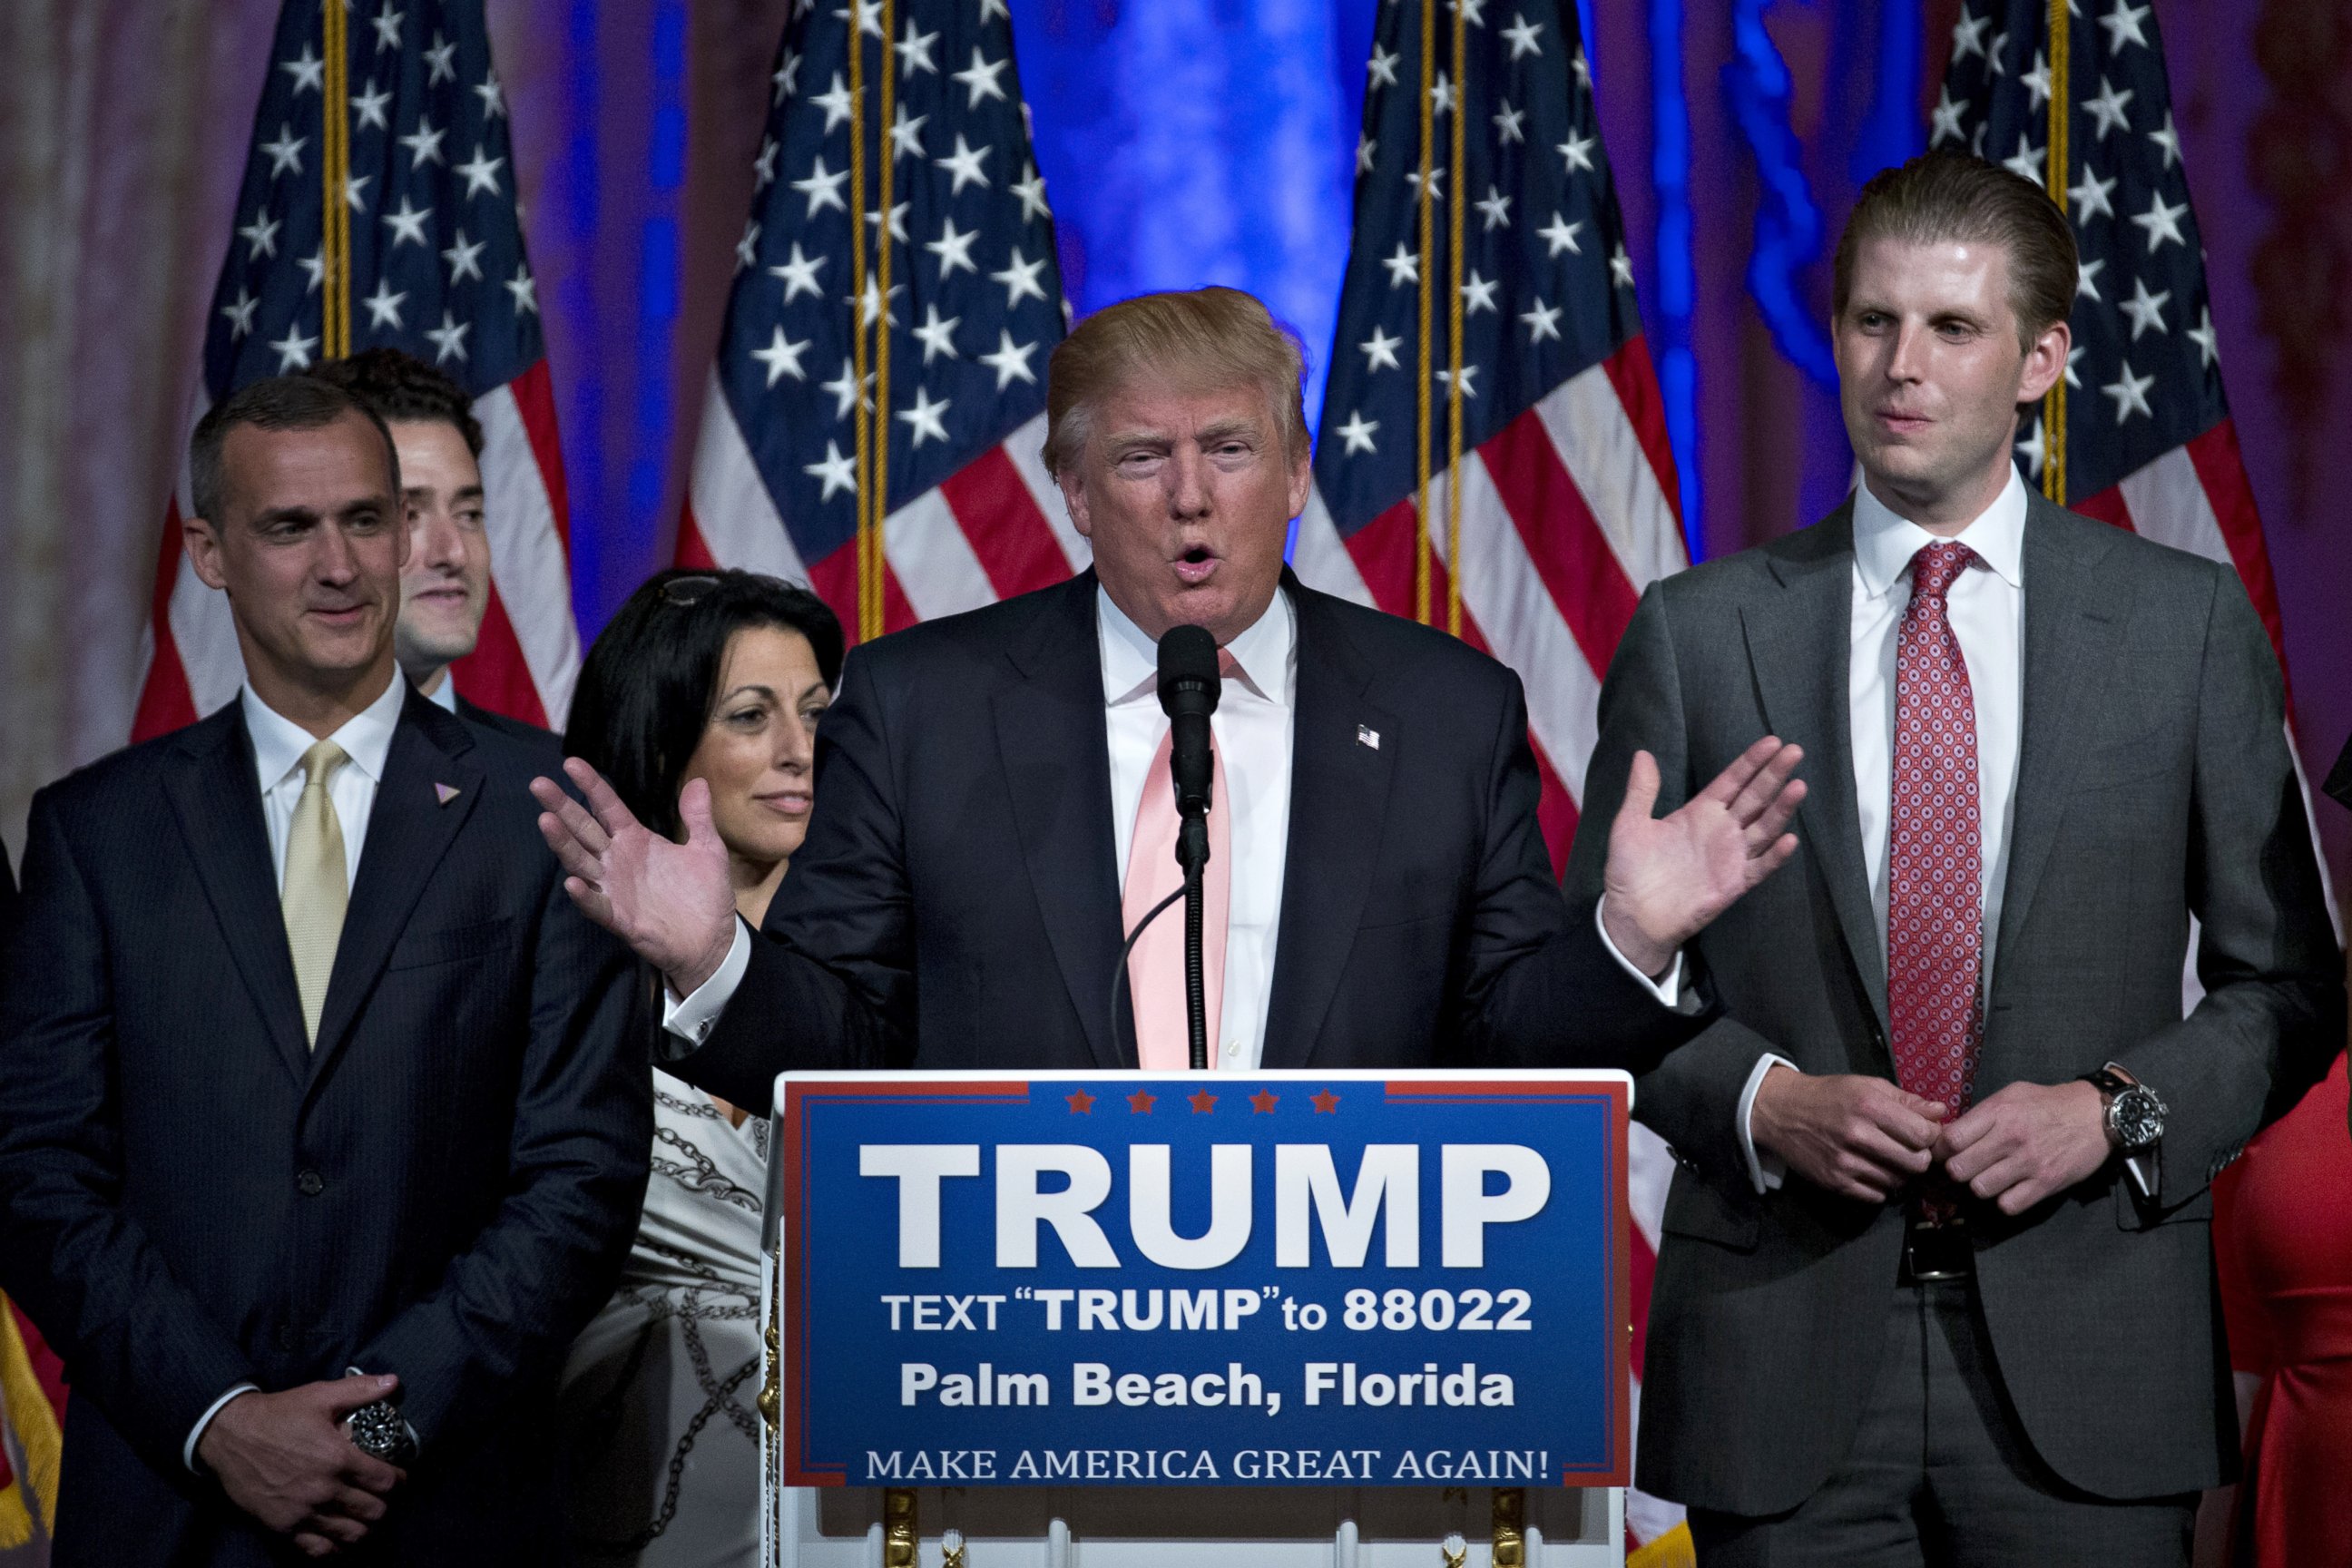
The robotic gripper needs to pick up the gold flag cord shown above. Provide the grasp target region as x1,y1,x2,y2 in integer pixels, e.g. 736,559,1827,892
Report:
2041,0,2069,505
321,0,350,358
1412,0,1436,625
1444,0,1468,639
848,11,873,641
867,0,897,644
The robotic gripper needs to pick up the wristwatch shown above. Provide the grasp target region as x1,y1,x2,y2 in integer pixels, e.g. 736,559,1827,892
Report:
341,1373,419,1465
2082,1062,2166,1152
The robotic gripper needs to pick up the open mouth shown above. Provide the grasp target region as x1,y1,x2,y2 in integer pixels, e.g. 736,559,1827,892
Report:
1174,545,1218,584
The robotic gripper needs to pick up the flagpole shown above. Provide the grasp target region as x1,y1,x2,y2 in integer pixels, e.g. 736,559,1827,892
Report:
1444,0,1468,640
870,0,898,645
1413,0,1437,626
321,0,350,358
848,5,874,642
2041,0,2069,505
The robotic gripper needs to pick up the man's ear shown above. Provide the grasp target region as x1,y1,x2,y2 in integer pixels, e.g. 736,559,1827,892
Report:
1285,444,1314,522
2017,318,2071,405
184,515,230,593
1057,467,1093,540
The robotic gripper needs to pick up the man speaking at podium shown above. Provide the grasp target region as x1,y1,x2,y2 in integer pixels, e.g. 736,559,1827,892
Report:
536,288,1802,1097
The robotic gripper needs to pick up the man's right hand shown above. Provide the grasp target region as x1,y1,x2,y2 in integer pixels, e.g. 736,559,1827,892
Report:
531,760,739,995
1749,1064,1947,1202
196,1375,406,1558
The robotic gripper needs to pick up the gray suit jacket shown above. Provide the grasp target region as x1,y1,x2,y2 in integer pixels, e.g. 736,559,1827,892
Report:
1565,495,2340,1515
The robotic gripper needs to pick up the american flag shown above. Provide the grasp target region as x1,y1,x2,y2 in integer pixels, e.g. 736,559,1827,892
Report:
678,0,1078,635
132,0,577,739
1931,0,2290,677
1289,2,1690,1553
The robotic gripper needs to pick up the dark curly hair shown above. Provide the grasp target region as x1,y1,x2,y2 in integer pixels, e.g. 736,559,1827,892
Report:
303,347,484,456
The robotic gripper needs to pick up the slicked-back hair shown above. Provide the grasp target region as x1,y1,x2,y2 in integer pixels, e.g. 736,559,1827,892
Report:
564,569,847,843
303,348,485,457
189,375,401,526
1042,286,1310,476
1833,150,2078,352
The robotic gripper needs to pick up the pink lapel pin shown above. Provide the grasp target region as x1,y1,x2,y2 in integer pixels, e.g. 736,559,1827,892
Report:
435,782,461,806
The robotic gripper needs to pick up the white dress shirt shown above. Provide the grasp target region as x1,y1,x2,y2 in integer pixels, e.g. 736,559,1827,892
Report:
1098,585,1295,1069
1737,470,2028,1193
424,673,459,713
186,672,406,1471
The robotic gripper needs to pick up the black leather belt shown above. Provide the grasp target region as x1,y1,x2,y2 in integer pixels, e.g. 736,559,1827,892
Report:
1900,1219,1974,1284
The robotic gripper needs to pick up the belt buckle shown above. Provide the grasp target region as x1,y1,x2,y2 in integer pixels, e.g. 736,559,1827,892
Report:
1902,1220,1972,1284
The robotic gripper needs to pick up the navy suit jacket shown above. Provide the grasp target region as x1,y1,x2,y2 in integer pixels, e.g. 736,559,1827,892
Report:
0,689,651,1566
672,569,1701,1108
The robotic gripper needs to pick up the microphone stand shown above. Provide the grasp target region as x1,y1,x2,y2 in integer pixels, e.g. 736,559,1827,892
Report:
1177,815,1210,1072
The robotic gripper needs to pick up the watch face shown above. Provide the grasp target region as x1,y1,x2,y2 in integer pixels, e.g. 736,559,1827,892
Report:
2111,1086,2163,1148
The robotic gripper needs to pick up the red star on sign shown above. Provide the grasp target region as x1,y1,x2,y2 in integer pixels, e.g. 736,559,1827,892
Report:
1249,1091,1279,1114
1127,1090,1157,1113
1065,1090,1094,1113
1188,1090,1218,1113
1310,1089,1341,1114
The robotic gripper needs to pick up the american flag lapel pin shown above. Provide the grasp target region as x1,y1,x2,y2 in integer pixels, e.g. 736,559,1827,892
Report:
1357,724,1380,750
435,782,461,806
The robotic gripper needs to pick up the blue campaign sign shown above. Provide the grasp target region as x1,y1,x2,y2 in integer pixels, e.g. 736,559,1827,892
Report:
776,1070,1630,1489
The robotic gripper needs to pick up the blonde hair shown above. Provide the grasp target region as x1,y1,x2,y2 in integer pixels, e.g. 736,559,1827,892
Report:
1041,287,1310,476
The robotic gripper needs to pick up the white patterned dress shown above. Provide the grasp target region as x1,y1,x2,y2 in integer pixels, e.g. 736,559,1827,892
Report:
560,1071,768,1566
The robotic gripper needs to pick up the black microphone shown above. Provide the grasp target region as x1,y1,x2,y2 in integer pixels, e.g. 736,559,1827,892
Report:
1156,624,1221,827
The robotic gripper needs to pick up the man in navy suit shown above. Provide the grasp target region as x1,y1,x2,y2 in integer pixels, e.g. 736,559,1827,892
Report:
536,288,1804,1098
0,376,650,1564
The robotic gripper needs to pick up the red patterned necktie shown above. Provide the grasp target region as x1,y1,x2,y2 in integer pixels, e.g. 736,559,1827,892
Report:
1886,541,1984,1152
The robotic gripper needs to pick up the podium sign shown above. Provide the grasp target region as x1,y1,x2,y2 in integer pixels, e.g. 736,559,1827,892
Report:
774,1070,1630,1491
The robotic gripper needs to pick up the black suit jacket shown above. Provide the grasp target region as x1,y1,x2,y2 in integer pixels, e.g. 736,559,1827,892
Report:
674,570,1698,1105
454,689,561,751
1566,497,2341,1513
0,689,652,1565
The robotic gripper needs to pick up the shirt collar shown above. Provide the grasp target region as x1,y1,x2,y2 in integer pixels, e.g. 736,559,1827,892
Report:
1097,583,1294,708
242,668,407,794
1852,463,2028,601
423,674,459,714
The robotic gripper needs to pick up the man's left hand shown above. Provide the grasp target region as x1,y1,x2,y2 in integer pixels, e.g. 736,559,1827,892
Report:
1936,1080,2112,1216
1602,737,1807,978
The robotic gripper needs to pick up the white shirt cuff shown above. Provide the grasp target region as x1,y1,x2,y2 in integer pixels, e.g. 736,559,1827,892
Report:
662,918,751,1048
186,1382,260,1473
1593,897,1696,1012
1737,1054,1797,1194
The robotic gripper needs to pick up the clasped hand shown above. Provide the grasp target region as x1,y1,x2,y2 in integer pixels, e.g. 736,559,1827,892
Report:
1750,1066,2112,1214
196,1373,407,1558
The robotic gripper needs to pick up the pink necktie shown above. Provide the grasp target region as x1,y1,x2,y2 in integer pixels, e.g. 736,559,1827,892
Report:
1123,653,1237,1070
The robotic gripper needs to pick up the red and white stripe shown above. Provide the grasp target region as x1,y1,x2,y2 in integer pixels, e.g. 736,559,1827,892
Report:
129,360,581,740
679,393,1087,638
1297,334,1690,1547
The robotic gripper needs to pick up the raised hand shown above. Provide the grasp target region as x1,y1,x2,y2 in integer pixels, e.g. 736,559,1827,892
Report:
196,1373,406,1558
1749,1065,1948,1202
530,759,740,995
1601,736,1807,977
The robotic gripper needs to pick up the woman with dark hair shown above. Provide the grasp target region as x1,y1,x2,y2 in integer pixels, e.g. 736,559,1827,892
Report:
556,569,841,1568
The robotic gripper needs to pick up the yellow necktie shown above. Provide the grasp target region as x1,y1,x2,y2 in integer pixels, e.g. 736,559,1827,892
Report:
282,739,350,1047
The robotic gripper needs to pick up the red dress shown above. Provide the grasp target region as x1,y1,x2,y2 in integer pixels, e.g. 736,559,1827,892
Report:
2213,1051,2352,1568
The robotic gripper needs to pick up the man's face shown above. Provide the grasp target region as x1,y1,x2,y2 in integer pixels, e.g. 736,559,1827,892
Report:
390,417,490,684
184,411,407,700
1835,235,2068,524
1057,379,1311,646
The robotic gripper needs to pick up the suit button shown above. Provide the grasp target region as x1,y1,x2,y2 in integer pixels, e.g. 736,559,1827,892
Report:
273,1325,294,1352
297,1169,325,1197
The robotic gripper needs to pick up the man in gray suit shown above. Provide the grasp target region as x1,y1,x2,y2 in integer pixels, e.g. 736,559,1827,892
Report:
1570,151,2340,1564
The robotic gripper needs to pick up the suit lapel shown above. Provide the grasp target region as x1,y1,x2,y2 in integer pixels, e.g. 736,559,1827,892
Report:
1262,578,1396,1069
993,574,1131,1069
162,706,311,1082
1990,501,2127,992
1740,507,1889,1034
308,691,483,1081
